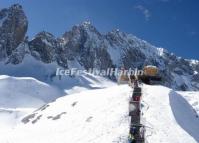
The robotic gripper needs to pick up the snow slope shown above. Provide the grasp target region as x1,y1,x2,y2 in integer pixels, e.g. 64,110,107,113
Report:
0,55,115,91
0,74,199,143
0,85,131,143
177,91,199,118
143,85,199,143
0,72,114,129
0,75,64,128
0,75,63,108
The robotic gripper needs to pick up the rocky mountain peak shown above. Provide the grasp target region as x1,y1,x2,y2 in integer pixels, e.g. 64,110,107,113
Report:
0,4,28,60
34,31,55,39
29,31,58,63
10,4,23,9
78,21,99,33
63,21,102,42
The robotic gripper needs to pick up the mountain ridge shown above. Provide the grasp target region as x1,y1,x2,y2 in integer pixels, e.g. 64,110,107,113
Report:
0,4,199,91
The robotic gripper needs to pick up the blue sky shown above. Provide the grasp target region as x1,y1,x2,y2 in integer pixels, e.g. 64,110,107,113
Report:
1,0,199,59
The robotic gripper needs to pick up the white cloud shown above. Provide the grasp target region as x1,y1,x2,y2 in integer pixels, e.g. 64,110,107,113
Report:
135,5,151,21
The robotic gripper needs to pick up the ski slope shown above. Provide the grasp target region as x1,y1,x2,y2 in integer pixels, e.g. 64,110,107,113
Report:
0,75,199,143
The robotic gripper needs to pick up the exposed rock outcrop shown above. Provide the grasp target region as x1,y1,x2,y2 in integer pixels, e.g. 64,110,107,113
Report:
0,4,28,61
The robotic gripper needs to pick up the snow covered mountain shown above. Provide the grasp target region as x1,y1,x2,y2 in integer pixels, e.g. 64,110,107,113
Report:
0,4,199,143
0,4,199,90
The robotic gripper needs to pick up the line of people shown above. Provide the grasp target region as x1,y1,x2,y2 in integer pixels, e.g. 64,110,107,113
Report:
128,79,145,143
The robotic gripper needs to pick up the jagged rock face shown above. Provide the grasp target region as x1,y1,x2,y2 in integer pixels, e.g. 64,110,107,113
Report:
62,22,113,70
55,39,68,68
192,74,199,81
29,32,68,68
106,30,147,68
0,4,28,60
29,31,58,63
7,40,29,64
191,61,199,72
190,61,199,89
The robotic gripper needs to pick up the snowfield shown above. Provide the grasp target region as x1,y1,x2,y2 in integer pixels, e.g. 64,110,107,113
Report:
0,75,199,143
0,75,63,129
142,85,199,143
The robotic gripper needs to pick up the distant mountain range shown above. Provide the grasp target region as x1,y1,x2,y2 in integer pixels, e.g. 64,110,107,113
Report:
0,4,199,90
